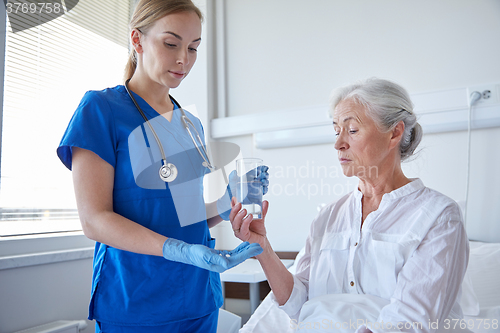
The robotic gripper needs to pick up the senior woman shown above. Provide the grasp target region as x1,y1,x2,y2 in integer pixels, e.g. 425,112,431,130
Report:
230,78,470,333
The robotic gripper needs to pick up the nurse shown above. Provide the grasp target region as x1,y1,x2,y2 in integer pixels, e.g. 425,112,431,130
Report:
56,0,267,332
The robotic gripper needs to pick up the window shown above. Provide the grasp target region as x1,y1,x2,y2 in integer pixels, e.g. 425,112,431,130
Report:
0,0,130,237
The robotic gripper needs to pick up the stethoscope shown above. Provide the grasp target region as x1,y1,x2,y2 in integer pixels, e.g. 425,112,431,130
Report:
125,79,215,182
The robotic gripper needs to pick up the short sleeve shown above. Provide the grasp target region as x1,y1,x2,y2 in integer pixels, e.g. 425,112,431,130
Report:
57,90,117,170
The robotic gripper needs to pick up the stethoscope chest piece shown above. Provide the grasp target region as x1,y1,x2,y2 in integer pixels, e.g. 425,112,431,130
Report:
159,163,178,182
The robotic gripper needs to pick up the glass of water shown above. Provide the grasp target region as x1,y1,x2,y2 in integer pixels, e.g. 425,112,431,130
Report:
236,158,263,217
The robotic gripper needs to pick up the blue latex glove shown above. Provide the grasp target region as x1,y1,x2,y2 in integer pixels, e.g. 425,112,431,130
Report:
162,239,263,273
217,165,269,220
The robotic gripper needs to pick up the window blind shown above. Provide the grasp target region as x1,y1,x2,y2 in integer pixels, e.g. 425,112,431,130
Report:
0,0,130,236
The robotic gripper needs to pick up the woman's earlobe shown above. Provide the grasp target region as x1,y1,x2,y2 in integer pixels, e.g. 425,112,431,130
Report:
132,42,143,54
389,121,405,149
393,121,405,139
130,29,143,53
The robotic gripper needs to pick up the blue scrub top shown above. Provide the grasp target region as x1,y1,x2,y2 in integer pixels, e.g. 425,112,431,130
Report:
57,85,223,326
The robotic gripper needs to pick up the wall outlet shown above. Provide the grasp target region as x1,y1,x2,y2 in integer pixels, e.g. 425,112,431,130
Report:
467,84,500,106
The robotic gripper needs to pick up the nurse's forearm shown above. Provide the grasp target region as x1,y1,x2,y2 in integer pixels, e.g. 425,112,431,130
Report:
206,201,223,228
72,147,166,257
80,210,167,256
257,238,294,306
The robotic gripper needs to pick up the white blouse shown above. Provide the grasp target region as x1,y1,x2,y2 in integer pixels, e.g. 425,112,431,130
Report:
273,179,469,332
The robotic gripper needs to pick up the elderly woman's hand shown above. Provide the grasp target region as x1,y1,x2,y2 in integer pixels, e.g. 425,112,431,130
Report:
229,197,268,250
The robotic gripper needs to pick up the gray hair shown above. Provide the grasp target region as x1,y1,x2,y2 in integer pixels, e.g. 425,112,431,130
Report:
330,78,422,161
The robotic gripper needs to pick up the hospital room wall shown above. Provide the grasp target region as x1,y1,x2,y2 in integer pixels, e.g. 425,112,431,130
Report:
209,0,500,250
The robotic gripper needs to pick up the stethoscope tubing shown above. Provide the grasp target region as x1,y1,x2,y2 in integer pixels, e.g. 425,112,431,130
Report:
124,79,215,181
182,115,213,170
125,79,168,167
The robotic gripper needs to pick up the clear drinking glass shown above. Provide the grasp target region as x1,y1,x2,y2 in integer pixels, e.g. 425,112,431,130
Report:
236,158,263,216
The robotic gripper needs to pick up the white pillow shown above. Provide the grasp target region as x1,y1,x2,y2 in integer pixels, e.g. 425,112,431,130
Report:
466,241,500,309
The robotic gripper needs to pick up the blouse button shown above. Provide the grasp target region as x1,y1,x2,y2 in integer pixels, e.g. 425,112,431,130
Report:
350,281,354,287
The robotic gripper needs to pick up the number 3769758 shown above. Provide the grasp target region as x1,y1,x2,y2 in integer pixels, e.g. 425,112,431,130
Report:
443,318,498,330
6,2,64,15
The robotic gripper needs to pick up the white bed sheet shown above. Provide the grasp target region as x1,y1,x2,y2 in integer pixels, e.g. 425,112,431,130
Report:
240,241,500,333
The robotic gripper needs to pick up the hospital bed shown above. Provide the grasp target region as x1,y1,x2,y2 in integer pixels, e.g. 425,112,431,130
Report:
217,308,242,333
240,241,500,333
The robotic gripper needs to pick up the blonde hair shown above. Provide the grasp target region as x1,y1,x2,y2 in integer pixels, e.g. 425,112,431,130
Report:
124,0,203,81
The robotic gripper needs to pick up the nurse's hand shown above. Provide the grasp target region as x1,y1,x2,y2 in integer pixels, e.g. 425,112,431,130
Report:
162,238,263,273
230,197,269,251
217,166,269,220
